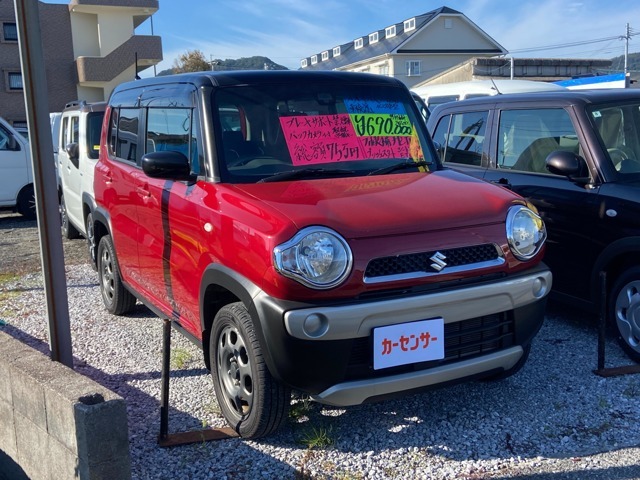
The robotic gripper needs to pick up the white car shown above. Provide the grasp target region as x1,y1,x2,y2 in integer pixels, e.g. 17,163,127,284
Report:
0,117,34,219
56,101,105,266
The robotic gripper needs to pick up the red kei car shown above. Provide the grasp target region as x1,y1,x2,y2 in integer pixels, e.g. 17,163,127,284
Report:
93,70,551,438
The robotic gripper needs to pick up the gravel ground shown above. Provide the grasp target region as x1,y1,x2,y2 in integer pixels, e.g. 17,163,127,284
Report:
1,212,640,479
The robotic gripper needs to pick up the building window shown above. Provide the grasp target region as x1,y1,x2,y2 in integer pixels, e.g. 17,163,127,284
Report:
321,51,329,61
378,64,389,76
301,59,308,68
404,18,416,32
406,60,421,77
369,32,379,44
3,23,17,42
385,25,396,38
7,72,22,90
333,46,341,57
354,38,363,49
444,18,453,29
311,55,318,65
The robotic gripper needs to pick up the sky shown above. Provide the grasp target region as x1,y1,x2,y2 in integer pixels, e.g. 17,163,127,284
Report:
42,0,640,74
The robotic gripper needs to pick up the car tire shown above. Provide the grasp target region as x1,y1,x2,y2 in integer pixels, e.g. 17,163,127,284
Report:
610,267,640,363
210,302,290,438
85,212,97,271
481,344,531,381
97,234,136,315
17,185,36,220
60,193,80,239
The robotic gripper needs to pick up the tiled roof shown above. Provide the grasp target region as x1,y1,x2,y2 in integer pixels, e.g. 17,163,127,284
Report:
300,6,497,70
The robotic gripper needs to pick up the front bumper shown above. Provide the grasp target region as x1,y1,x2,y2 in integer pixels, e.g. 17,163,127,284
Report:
252,265,551,405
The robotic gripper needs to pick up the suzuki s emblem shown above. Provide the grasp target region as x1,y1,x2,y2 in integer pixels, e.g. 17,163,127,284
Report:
430,252,447,272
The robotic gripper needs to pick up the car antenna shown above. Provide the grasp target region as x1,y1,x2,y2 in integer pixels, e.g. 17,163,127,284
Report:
489,77,502,95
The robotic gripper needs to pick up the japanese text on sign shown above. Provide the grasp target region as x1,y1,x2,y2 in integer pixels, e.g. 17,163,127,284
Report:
373,318,444,370
280,113,414,166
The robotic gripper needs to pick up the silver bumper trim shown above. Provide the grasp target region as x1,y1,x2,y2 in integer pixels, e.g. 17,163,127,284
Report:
311,346,523,406
284,270,551,341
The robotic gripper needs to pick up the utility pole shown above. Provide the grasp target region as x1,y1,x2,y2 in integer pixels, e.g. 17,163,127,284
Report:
624,23,630,75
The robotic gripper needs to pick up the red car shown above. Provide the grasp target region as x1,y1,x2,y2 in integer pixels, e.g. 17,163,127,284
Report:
93,70,550,438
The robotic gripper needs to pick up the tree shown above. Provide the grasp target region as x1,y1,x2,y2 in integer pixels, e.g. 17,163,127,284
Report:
172,49,210,73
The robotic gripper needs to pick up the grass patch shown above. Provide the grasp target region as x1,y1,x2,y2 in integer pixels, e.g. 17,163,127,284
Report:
300,425,334,449
170,347,193,369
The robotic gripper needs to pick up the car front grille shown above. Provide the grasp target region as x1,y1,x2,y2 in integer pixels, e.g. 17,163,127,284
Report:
364,244,502,282
345,312,514,380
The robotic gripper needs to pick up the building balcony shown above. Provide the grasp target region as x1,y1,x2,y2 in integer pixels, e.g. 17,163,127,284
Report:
75,35,162,83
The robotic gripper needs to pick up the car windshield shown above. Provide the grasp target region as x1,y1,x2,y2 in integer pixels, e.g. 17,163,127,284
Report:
589,101,640,176
212,82,436,183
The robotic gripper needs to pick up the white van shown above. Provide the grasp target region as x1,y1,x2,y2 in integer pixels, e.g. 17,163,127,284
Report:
411,79,567,110
56,101,105,266
0,117,34,219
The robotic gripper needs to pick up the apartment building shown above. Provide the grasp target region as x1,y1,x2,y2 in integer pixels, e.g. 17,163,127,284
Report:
0,0,162,128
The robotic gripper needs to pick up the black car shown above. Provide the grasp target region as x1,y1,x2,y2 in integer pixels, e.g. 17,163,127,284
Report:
427,88,640,361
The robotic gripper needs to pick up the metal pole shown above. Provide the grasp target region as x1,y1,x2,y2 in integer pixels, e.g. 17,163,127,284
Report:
14,0,73,367
159,319,171,441
597,272,606,371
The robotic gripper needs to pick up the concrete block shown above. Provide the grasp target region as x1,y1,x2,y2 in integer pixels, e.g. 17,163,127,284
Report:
75,398,131,474
0,331,33,364
46,371,121,455
14,412,50,480
11,349,72,430
0,399,17,459
48,436,79,480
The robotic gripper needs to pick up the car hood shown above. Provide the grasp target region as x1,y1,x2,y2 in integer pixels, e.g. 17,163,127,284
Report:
232,170,522,238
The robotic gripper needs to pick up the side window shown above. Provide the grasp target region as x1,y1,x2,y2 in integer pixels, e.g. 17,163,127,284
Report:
432,111,487,166
86,113,104,160
0,125,12,151
498,108,579,174
70,116,79,144
113,108,140,163
61,116,69,150
146,107,199,174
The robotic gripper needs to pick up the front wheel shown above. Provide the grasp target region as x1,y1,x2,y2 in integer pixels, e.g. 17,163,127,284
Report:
210,302,290,439
610,267,640,362
97,235,136,315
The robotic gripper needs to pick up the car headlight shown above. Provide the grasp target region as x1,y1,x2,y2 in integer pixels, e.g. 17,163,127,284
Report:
506,205,546,261
274,227,353,289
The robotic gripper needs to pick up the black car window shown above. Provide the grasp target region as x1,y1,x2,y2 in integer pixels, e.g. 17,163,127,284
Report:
590,103,640,174
498,108,579,174
432,111,487,166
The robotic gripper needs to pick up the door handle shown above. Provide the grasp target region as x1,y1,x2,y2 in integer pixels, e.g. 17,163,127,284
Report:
136,185,151,198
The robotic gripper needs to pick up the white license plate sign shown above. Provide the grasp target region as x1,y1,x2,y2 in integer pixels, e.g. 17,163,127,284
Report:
373,318,445,370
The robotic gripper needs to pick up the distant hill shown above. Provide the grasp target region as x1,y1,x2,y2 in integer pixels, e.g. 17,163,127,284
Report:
609,51,640,72
157,55,288,76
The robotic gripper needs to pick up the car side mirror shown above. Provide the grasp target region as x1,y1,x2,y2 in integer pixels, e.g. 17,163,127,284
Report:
545,150,589,183
65,142,79,168
142,151,193,182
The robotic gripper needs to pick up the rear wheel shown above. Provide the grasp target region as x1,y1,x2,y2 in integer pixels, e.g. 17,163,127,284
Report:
210,302,290,438
85,212,97,270
610,267,640,362
17,185,36,220
60,193,80,239
97,235,136,315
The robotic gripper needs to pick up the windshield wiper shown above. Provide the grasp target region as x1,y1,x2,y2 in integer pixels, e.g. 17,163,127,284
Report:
258,168,355,183
367,160,431,176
